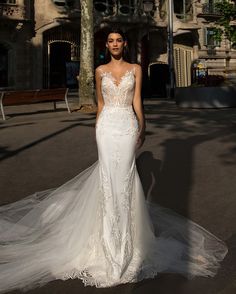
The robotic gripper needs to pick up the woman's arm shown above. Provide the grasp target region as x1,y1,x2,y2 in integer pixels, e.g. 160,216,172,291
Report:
133,64,146,149
95,67,104,126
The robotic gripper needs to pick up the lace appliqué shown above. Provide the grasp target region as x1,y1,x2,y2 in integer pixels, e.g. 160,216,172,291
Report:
100,69,135,107
111,146,121,168
121,162,135,211
57,67,156,287
101,70,134,88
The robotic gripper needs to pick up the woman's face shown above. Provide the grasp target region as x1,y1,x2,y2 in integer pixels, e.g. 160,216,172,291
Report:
106,33,126,57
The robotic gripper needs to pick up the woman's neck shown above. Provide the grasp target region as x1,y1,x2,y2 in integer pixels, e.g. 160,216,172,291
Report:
110,56,125,66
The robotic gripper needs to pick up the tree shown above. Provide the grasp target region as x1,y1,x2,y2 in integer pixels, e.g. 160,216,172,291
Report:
78,0,95,108
212,0,236,46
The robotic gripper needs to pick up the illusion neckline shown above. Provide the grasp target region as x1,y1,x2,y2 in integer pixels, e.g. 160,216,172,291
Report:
101,68,135,87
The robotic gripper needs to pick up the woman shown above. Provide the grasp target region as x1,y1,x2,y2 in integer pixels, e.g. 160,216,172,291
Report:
0,28,228,293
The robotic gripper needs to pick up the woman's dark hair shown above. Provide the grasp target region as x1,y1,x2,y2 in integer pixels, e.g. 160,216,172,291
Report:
105,27,130,63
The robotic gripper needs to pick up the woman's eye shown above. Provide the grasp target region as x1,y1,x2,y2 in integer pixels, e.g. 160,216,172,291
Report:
107,38,123,44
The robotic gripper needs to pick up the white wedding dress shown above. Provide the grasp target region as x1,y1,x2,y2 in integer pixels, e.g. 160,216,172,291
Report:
0,68,228,293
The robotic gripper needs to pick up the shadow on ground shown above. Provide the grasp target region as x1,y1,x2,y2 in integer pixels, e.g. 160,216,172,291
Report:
2,100,236,294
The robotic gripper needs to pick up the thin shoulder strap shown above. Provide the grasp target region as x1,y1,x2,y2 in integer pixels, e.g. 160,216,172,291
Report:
132,65,136,76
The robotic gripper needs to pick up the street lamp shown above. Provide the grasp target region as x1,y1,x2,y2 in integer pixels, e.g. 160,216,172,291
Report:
143,0,174,97
167,0,175,98
143,0,154,38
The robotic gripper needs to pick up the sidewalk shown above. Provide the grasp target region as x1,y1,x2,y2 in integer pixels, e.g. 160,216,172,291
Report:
0,99,236,294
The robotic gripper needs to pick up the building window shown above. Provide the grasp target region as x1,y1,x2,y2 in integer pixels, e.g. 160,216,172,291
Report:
94,0,114,16
174,0,192,21
204,28,220,48
0,0,16,4
94,0,136,16
118,0,134,15
207,0,216,13
174,45,193,87
202,0,221,15
52,0,74,7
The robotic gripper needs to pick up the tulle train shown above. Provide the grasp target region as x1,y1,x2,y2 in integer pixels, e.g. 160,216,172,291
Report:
0,161,228,292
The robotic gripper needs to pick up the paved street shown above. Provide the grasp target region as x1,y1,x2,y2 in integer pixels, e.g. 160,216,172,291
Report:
0,99,236,294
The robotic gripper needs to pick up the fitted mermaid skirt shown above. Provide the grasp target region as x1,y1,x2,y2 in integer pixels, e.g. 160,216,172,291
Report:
0,69,228,293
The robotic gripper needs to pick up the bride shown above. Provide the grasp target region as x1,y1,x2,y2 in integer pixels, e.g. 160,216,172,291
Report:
0,28,228,293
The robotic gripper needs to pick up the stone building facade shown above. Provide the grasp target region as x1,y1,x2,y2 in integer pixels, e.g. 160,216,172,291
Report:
0,0,236,97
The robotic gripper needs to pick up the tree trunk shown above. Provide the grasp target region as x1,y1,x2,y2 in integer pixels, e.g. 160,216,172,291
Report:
78,0,95,106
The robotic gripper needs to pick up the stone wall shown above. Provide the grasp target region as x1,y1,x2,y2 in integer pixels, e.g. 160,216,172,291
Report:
0,0,236,91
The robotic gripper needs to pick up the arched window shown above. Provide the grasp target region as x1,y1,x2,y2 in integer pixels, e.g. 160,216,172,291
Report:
0,44,8,87
174,0,192,20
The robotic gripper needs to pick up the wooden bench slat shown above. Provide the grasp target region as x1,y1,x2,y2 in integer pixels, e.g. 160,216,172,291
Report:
1,88,70,120
3,91,38,106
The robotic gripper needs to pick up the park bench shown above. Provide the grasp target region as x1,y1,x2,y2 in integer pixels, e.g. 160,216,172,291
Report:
0,88,71,120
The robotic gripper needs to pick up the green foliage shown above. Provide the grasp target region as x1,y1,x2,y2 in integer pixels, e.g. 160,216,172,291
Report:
212,27,223,43
214,0,236,44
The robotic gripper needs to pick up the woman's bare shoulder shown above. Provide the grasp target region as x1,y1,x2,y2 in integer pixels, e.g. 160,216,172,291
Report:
129,64,142,76
96,64,109,73
132,63,141,71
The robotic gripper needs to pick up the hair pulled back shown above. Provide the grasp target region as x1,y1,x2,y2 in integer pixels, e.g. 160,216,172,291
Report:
105,27,130,63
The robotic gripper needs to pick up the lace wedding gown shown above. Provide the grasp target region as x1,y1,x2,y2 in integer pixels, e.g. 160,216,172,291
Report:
0,68,228,293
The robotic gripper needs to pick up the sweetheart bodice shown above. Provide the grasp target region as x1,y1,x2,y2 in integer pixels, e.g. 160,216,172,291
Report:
100,69,135,108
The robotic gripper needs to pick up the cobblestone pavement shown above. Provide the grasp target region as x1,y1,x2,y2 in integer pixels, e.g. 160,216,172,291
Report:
0,99,236,294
